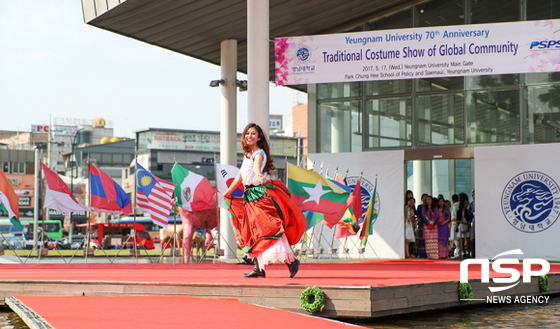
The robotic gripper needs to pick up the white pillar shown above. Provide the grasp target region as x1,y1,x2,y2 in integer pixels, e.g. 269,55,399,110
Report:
247,0,269,135
33,147,40,245
219,39,238,259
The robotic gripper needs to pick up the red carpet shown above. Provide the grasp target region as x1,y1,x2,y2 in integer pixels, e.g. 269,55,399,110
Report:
14,295,362,329
2,260,557,287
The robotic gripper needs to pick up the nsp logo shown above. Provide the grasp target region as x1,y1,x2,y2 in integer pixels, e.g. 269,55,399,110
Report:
460,249,550,292
529,40,560,50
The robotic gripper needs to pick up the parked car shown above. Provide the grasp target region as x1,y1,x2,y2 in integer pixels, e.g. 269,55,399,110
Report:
1,233,26,250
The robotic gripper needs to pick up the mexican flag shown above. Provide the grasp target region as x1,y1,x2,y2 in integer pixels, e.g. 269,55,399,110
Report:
171,163,217,211
0,169,22,229
286,163,349,216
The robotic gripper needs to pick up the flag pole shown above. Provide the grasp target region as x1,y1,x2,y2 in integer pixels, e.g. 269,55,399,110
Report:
133,156,139,263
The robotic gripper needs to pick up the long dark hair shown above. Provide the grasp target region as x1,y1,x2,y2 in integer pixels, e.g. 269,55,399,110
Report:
241,123,275,173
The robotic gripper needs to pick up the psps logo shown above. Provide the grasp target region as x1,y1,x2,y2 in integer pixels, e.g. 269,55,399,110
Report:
346,176,379,225
460,249,550,293
295,46,311,63
529,40,560,50
501,171,560,233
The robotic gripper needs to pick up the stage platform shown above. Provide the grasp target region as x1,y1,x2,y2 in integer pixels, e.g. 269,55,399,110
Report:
1,259,559,328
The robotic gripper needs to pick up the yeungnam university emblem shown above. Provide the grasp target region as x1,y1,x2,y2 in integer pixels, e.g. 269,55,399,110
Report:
501,171,560,233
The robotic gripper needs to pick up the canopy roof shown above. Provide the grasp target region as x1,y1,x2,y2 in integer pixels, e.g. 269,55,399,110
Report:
82,0,424,91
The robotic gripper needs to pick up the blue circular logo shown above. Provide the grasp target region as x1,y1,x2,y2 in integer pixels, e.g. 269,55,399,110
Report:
296,46,310,63
501,171,560,233
346,176,379,225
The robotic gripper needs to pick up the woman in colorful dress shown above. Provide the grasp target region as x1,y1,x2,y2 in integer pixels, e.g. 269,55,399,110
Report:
436,197,451,259
421,196,438,259
404,197,417,258
223,123,306,278
415,193,428,259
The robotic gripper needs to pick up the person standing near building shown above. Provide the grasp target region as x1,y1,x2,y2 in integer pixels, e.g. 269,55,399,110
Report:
421,196,438,259
436,197,451,259
404,197,417,258
415,193,429,259
223,123,306,278
449,194,460,258
457,193,473,259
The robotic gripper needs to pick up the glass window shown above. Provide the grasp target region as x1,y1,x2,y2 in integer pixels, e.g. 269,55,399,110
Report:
417,93,465,145
101,153,113,164
467,89,520,144
365,97,412,148
472,0,519,24
12,162,25,174
417,77,464,92
112,153,124,165
527,0,560,20
466,74,520,90
365,79,412,96
0,162,9,173
526,72,560,85
527,85,560,144
416,0,465,27
318,101,362,153
317,82,361,99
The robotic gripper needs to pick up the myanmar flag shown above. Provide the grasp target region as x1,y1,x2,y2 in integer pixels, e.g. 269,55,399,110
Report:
0,169,22,229
286,163,349,216
171,163,217,211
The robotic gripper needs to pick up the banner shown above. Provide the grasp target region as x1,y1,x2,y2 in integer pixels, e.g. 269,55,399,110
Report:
275,19,560,85
475,144,560,261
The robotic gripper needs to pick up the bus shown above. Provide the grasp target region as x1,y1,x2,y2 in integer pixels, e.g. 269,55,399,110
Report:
20,220,64,240
110,216,182,243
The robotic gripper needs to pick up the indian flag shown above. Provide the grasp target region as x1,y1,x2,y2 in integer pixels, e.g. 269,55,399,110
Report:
171,163,217,211
0,169,22,229
286,163,349,216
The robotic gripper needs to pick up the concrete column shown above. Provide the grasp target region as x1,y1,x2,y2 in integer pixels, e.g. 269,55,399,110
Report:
247,0,269,135
219,39,238,259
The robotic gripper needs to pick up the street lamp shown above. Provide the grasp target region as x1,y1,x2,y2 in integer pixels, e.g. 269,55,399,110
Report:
68,128,84,244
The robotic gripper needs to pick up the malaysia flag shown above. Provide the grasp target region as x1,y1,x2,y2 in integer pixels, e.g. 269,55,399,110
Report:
135,163,175,227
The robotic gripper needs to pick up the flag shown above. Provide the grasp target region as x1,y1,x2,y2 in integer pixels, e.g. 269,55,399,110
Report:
286,163,349,216
41,163,89,213
171,163,217,211
89,163,132,214
334,172,346,185
215,163,243,208
136,163,176,227
322,178,354,228
360,177,378,246
350,179,363,221
0,169,22,229
304,210,324,230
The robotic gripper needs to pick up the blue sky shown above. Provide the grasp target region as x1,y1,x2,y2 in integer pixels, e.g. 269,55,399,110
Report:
0,1,304,138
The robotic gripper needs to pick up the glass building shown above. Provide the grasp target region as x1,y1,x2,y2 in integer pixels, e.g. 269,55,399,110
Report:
310,0,560,198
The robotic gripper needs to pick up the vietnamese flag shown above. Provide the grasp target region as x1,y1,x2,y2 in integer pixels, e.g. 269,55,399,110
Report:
42,163,89,213
286,163,349,216
89,163,132,214
0,169,22,229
